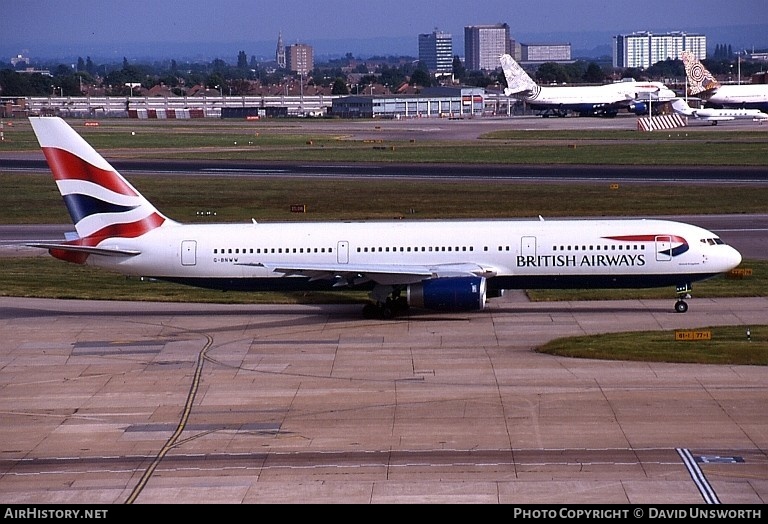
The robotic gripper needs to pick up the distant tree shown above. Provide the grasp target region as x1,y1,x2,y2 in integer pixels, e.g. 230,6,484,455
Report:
451,55,465,81
409,63,432,87
463,70,493,88
621,67,645,80
229,79,251,95
0,70,35,96
237,51,248,69
57,74,81,96
207,72,225,91
210,59,228,73
562,61,587,82
583,62,605,83
331,78,349,95
647,58,684,79
378,65,406,87
536,62,569,84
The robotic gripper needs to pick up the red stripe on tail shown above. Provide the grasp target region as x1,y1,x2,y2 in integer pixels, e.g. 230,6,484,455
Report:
42,147,138,196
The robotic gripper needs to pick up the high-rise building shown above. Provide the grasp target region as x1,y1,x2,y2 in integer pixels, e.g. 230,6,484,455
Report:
276,32,286,69
286,44,313,75
613,31,706,69
418,30,453,74
464,23,510,71
521,43,571,63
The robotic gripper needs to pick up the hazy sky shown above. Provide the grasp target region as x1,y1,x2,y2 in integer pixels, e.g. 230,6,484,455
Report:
3,0,766,58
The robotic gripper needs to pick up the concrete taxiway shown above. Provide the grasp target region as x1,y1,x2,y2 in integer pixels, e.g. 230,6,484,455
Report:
1,294,767,504
1,116,766,504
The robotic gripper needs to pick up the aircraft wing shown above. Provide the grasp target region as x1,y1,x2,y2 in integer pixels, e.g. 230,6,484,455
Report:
241,261,498,286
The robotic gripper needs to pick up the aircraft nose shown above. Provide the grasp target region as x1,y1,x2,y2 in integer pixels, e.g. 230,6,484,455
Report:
725,245,742,270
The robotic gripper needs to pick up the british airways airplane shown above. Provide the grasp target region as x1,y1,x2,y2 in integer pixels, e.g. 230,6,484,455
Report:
500,54,676,117
28,117,742,318
682,51,768,112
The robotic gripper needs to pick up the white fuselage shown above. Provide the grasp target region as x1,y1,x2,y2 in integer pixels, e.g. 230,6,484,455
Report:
706,84,768,111
695,107,768,121
520,81,675,116
532,82,668,105
88,218,741,292
673,98,768,122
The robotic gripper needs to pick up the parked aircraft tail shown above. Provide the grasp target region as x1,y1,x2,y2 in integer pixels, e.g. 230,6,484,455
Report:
500,54,539,96
670,98,695,116
28,117,177,263
681,51,720,96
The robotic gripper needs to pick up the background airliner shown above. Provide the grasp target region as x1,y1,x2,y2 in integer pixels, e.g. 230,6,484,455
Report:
670,98,768,125
28,117,742,317
500,54,676,117
682,51,768,112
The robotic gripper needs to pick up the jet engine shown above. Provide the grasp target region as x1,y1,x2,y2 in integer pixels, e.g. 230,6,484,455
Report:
629,102,648,115
407,276,487,311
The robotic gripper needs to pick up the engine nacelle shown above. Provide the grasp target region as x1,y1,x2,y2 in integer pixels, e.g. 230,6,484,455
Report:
629,102,648,115
407,276,487,311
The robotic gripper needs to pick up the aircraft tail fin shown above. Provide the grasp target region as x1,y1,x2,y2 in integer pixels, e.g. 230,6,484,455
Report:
681,51,720,95
670,98,694,116
500,54,538,96
28,117,176,261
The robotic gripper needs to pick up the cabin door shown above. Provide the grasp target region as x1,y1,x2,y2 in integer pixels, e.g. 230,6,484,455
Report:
521,236,537,257
181,240,197,266
655,235,672,262
337,241,349,264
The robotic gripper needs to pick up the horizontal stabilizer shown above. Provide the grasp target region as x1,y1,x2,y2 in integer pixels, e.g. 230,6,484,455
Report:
27,242,141,257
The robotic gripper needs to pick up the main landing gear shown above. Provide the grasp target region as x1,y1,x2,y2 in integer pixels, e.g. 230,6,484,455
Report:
362,296,409,319
362,285,409,319
674,283,692,313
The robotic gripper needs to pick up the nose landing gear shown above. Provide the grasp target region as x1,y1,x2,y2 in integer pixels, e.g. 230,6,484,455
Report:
675,283,692,313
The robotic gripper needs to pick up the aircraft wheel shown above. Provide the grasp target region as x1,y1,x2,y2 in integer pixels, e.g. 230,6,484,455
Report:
675,300,689,313
362,303,379,319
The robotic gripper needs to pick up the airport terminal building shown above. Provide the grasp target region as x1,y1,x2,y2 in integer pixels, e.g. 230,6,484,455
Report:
331,87,487,119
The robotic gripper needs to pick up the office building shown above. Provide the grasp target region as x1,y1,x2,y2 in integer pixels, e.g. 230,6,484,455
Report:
521,43,571,63
464,23,511,71
613,31,706,69
286,44,313,75
418,30,453,74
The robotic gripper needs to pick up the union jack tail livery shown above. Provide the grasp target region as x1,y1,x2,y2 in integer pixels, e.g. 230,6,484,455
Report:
28,116,742,317
29,117,176,263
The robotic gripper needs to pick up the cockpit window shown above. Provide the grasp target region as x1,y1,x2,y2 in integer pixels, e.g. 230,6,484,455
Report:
701,238,725,245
